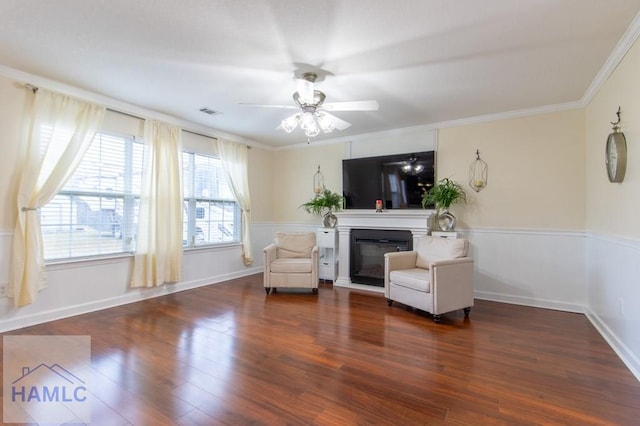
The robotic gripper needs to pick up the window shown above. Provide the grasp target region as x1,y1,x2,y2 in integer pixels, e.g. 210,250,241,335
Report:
41,131,239,260
41,132,143,260
182,152,239,247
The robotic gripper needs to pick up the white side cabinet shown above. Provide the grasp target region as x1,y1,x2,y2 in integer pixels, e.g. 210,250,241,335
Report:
317,228,338,281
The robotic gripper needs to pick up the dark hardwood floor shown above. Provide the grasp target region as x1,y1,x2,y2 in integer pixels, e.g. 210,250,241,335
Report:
2,273,640,425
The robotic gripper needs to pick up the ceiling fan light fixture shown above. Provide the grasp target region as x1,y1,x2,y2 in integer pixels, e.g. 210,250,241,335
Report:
316,112,335,133
281,113,301,133
300,111,316,130
304,118,321,137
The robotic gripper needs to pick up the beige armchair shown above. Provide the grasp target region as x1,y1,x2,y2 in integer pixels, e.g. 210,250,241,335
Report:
384,236,474,323
263,232,319,295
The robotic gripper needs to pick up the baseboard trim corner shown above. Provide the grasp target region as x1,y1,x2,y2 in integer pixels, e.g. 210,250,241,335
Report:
585,307,640,382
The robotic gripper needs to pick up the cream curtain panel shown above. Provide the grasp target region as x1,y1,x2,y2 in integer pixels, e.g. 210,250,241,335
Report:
130,120,183,288
10,90,105,307
217,139,253,265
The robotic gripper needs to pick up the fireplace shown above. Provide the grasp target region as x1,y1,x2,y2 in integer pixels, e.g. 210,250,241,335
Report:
333,209,435,292
350,229,413,287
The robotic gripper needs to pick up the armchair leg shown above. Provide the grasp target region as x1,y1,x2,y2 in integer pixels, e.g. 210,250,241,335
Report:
312,288,318,294
463,307,471,317
433,314,442,324
265,287,271,295
387,299,393,306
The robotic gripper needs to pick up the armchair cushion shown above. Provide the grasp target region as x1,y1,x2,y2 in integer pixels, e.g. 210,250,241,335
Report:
270,257,314,274
415,237,468,269
275,232,316,258
389,268,430,292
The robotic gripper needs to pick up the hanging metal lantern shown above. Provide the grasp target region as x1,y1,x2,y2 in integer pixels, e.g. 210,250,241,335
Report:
313,165,325,195
469,149,488,192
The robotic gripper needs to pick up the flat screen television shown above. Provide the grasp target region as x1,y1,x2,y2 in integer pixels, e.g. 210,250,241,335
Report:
342,151,435,209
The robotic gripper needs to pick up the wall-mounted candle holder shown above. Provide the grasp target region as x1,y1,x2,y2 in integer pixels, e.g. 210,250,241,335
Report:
469,149,488,192
313,165,325,195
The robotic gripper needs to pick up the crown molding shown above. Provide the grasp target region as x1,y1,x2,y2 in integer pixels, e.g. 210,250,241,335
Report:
430,101,584,130
581,10,640,105
274,100,584,151
0,65,268,150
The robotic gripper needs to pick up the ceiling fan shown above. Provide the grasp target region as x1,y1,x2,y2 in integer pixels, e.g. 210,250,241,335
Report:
241,72,379,138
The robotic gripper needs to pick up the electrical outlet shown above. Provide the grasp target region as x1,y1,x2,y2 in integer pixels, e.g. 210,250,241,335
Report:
0,283,7,298
619,298,624,317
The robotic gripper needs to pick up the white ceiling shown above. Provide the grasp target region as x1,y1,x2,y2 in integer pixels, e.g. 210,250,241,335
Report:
2,0,640,147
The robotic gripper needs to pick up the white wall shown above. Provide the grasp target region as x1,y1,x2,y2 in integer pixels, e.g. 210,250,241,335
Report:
584,35,640,379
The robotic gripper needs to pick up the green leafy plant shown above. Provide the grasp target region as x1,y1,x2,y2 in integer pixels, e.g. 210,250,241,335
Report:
300,189,343,216
421,178,466,210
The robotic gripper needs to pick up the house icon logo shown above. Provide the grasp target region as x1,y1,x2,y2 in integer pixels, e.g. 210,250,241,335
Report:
3,335,91,423
11,363,87,403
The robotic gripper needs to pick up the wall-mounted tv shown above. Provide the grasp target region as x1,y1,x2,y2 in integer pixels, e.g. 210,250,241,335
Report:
342,151,435,209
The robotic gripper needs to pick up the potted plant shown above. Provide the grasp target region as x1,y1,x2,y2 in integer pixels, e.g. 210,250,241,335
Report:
300,189,343,228
421,178,466,231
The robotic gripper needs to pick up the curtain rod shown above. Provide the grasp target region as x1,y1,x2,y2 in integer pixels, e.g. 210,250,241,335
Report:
23,83,235,144
182,128,218,141
106,107,144,121
108,110,220,142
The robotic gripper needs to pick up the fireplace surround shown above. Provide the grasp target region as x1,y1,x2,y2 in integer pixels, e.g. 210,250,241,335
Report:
334,209,436,293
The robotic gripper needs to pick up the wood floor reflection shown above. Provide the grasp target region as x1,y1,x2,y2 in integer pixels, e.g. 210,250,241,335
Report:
2,273,640,425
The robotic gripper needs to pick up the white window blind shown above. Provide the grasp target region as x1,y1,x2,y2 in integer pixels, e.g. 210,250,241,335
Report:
41,132,144,260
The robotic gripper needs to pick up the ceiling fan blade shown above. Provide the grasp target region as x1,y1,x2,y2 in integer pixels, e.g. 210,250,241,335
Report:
296,78,315,104
238,103,297,109
321,112,352,131
322,100,379,111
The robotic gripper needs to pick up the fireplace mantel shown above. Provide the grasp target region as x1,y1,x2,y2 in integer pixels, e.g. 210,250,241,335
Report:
333,209,436,292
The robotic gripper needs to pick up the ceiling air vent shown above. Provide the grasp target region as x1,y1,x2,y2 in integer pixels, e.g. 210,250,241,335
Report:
199,107,221,116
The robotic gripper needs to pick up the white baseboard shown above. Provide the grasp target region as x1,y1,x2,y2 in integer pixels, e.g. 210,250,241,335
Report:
474,290,585,313
585,307,640,382
0,267,262,333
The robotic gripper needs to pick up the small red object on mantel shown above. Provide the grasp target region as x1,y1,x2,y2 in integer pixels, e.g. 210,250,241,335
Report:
376,199,383,211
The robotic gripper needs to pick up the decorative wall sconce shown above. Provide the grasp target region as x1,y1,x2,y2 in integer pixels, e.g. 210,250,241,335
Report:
469,149,488,192
313,165,325,195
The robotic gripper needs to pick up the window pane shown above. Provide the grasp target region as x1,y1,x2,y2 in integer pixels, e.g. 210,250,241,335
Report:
182,152,239,247
41,132,143,260
42,194,127,259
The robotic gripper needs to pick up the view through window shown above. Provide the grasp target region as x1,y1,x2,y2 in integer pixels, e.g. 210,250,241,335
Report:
182,151,238,247
41,132,239,260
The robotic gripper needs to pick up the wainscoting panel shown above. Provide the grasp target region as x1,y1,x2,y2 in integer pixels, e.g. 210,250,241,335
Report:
0,225,265,333
585,233,640,380
464,228,586,313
